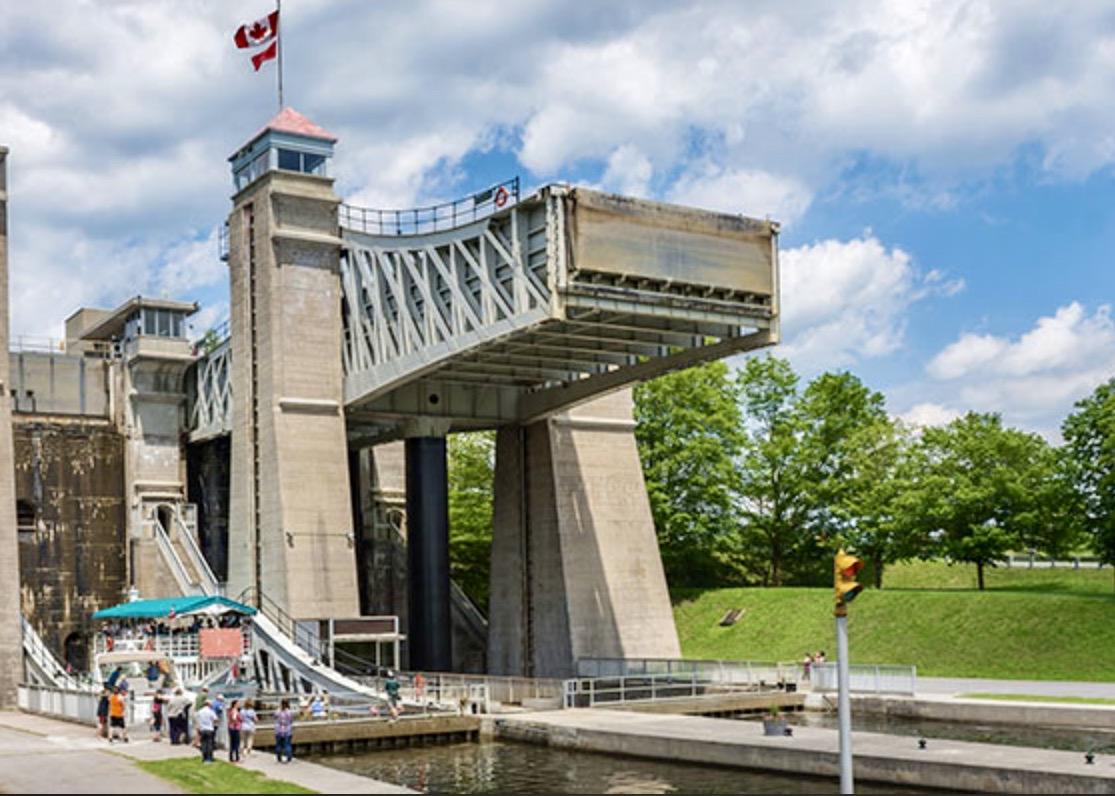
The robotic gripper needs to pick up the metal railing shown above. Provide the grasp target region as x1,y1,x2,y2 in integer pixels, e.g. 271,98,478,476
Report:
19,684,102,725
576,657,802,688
21,615,86,691
339,177,520,236
810,663,917,695
563,671,776,709
356,670,563,711
92,628,253,660
152,516,202,596
169,505,220,596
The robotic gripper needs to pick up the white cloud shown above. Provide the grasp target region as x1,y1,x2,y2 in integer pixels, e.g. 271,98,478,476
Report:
920,302,1115,435
898,402,962,429
777,234,962,371
2,0,1115,384
668,166,812,226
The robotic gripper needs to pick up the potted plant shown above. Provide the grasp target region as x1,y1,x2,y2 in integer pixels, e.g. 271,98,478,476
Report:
762,703,789,736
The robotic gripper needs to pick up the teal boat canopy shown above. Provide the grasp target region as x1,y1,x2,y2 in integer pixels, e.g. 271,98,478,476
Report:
92,595,257,620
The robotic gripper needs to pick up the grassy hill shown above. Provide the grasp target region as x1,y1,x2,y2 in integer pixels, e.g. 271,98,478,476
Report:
673,562,1115,681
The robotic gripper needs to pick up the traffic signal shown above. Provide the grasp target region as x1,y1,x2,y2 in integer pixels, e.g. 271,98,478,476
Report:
834,549,864,615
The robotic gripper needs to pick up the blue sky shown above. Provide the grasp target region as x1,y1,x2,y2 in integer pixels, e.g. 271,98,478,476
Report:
2,0,1113,438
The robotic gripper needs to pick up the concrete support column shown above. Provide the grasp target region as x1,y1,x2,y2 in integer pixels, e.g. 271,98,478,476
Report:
405,436,452,672
0,146,21,707
488,390,681,678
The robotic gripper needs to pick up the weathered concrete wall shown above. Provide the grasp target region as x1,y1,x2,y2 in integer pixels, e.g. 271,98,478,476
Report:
0,146,21,706
187,435,230,581
14,417,126,672
488,390,681,678
8,352,111,417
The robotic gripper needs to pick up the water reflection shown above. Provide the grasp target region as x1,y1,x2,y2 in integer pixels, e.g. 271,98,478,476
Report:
312,739,931,794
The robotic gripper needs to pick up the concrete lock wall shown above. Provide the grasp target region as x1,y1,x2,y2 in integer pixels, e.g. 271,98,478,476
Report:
488,390,681,678
8,353,111,417
14,418,127,673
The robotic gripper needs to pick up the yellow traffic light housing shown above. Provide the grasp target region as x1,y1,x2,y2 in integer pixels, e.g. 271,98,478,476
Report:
834,549,864,616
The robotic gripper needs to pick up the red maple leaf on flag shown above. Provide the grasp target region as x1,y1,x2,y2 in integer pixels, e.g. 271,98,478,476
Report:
234,10,279,52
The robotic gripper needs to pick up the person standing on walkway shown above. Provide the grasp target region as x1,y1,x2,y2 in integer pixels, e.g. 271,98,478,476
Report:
166,687,189,745
192,687,209,747
240,699,257,757
96,687,110,740
274,698,294,764
802,652,813,682
150,689,166,742
227,700,242,763
385,671,401,721
108,686,128,743
196,700,217,764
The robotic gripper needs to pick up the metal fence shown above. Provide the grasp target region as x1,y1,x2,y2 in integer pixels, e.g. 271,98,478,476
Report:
810,663,917,695
19,683,107,726
576,657,802,688
339,177,520,236
563,671,775,709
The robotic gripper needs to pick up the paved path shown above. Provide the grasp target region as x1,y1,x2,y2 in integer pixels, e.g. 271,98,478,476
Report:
0,711,183,794
920,677,1115,699
494,708,1115,793
0,711,414,794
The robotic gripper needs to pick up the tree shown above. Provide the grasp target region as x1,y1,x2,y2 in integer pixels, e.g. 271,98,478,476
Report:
913,413,1067,589
735,356,814,587
834,417,922,589
1063,378,1115,575
634,361,748,585
447,431,495,612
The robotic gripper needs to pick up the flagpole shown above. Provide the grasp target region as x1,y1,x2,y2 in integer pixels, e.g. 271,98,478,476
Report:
276,0,284,110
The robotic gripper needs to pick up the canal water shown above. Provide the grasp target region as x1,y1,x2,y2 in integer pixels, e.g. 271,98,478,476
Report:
311,739,932,794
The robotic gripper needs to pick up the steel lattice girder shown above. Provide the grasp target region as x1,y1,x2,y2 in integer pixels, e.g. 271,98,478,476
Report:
339,184,779,431
189,339,231,442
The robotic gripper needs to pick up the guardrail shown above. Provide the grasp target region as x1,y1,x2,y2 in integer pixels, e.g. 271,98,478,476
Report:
577,657,802,688
563,672,776,709
339,177,520,236
810,663,917,695
19,683,103,725
358,671,563,711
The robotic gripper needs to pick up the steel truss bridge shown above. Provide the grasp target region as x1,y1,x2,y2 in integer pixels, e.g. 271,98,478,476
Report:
190,182,779,442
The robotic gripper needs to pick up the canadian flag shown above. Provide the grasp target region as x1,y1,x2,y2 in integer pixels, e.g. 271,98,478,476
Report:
233,9,280,71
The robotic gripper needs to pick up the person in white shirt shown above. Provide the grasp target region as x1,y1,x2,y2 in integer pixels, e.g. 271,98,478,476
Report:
196,701,217,763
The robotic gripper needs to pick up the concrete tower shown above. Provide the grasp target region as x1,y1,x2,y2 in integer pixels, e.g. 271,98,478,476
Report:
225,109,359,618
0,147,22,706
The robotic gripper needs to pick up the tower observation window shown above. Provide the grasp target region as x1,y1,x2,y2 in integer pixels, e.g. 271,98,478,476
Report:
277,149,327,176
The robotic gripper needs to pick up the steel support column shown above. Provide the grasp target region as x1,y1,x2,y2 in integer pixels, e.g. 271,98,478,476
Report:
405,436,452,671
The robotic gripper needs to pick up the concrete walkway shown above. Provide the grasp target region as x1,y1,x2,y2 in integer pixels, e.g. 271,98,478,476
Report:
0,711,183,794
0,711,414,794
920,677,1115,699
493,708,1115,794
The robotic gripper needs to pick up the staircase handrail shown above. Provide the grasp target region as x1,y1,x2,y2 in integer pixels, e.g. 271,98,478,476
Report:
20,615,85,690
153,516,201,596
235,586,327,660
170,505,220,596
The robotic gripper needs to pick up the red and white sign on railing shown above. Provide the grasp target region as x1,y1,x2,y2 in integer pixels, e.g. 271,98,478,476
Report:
199,628,244,659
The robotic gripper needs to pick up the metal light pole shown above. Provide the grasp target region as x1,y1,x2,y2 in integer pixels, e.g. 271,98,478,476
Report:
833,549,863,795
835,604,854,795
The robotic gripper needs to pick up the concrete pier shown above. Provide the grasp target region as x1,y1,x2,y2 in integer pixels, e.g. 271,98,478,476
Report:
491,709,1115,794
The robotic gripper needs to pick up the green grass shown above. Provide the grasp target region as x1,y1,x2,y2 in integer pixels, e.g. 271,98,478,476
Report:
883,560,1115,594
135,759,315,794
959,693,1115,705
673,585,1115,681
